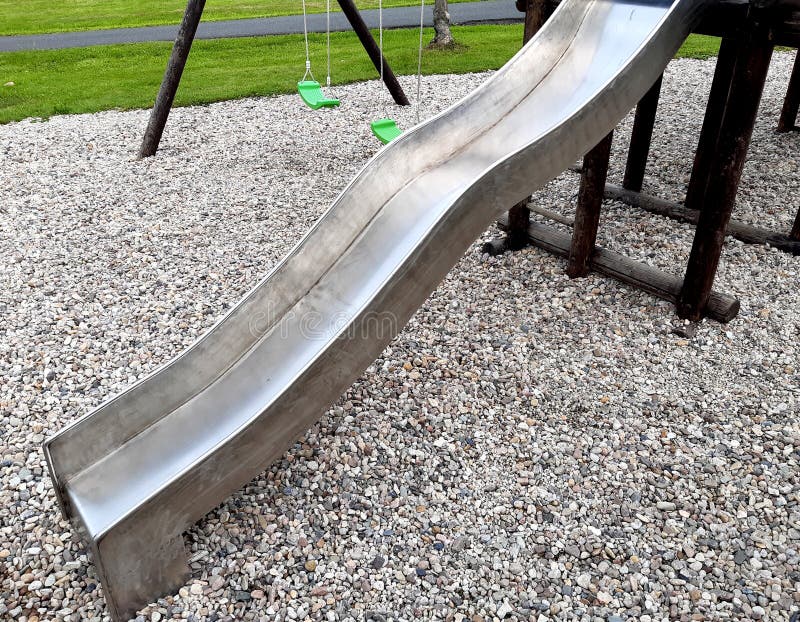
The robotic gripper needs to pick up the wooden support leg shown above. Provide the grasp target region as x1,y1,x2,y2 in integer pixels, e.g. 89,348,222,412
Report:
519,0,552,43
678,38,774,321
482,200,530,256
484,0,553,256
778,50,800,238
777,49,800,133
567,132,614,278
336,0,409,106
507,201,532,249
623,74,663,193
684,38,739,210
139,0,206,158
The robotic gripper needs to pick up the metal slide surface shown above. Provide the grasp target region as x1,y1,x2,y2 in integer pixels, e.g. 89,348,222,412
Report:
45,0,709,618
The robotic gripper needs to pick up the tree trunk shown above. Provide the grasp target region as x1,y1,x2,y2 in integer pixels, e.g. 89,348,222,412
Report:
430,0,454,47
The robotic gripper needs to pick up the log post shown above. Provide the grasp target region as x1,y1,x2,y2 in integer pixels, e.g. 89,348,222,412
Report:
567,132,614,278
517,0,553,44
507,0,554,247
683,38,739,211
336,0,409,106
678,36,774,321
139,0,206,158
622,74,663,193
786,51,800,238
791,52,800,238
777,49,800,133
484,0,554,256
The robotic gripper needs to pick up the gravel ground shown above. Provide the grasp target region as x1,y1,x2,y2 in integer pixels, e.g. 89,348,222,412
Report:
1,53,799,622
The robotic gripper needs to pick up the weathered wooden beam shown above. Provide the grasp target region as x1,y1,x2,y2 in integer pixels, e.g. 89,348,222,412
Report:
508,201,532,247
519,0,553,43
531,204,574,226
139,0,206,158
777,49,800,132
336,0,409,106
684,37,739,211
483,199,531,255
568,132,614,278
497,217,740,323
485,0,556,255
623,75,663,193
693,1,800,47
605,184,800,255
678,34,774,321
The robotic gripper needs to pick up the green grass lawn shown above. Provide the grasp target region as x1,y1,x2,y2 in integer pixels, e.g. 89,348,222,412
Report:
0,27,721,124
0,0,473,36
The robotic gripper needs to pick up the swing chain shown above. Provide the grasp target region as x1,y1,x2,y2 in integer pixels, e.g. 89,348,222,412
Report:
416,0,424,123
326,0,332,88
379,0,384,84
300,0,333,88
301,0,315,82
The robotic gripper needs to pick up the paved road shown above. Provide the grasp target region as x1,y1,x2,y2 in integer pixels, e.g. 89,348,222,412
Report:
0,0,520,52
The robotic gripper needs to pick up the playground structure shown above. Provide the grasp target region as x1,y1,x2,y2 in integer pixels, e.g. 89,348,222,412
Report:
139,0,410,158
43,0,800,620
139,0,426,149
488,0,800,323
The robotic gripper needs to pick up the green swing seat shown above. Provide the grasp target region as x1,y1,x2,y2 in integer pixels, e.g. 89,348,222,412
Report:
297,81,340,110
371,118,403,144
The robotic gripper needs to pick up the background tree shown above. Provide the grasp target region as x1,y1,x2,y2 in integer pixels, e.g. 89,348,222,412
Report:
429,0,455,48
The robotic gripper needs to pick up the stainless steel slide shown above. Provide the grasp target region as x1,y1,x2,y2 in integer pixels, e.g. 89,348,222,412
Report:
45,1,710,619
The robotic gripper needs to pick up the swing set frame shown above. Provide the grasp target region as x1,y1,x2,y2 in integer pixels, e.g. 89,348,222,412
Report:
370,0,425,144
139,0,410,158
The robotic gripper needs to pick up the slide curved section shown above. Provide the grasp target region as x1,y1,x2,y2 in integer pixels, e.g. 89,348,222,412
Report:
45,1,710,619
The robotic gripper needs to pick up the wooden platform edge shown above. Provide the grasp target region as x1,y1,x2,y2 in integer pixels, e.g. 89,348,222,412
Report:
604,184,800,256
497,216,740,323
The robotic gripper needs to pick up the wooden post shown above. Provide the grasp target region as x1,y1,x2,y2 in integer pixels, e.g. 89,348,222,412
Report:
788,52,800,243
567,132,614,278
139,0,206,158
508,0,554,244
678,37,774,321
622,75,663,193
683,38,738,210
777,49,800,133
519,0,552,44
484,0,554,256
336,0,409,106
